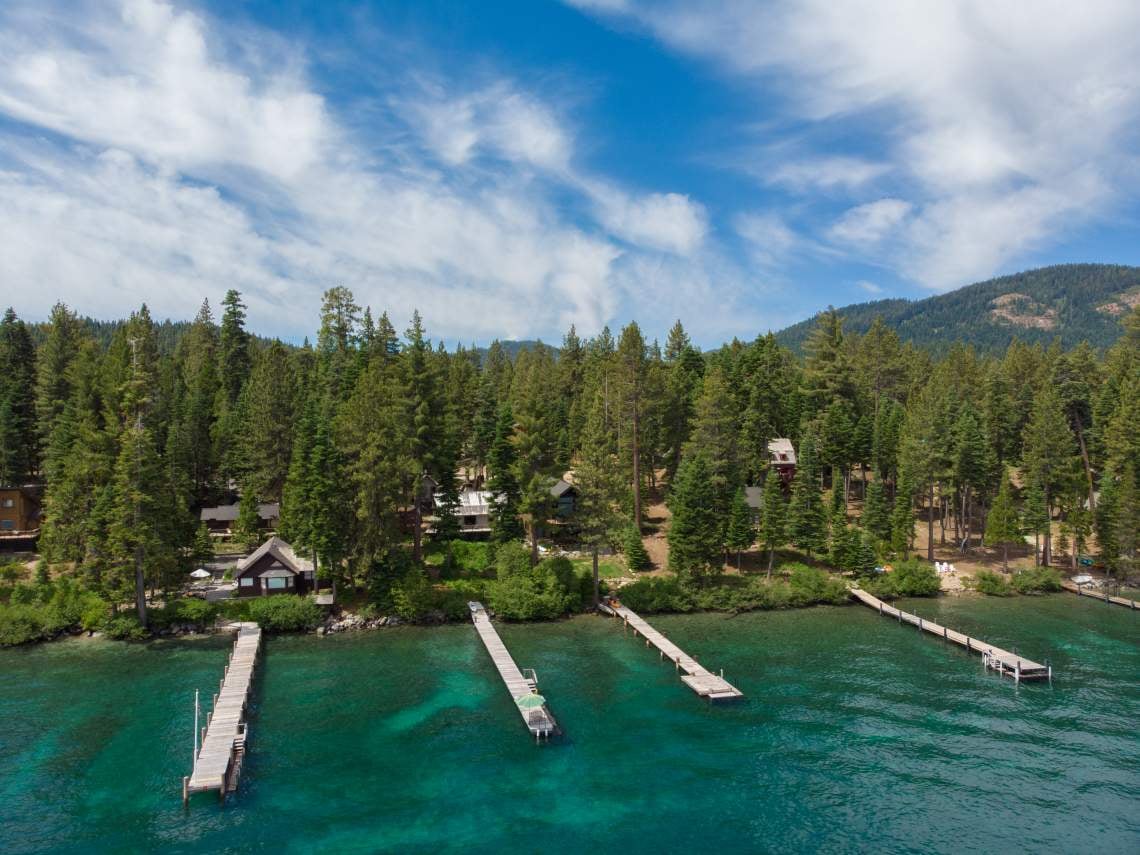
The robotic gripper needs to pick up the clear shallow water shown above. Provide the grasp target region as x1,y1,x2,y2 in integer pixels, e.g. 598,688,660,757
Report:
0,595,1136,854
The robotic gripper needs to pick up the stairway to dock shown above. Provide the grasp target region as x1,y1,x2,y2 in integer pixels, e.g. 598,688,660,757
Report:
468,602,559,741
850,587,1050,682
1061,579,1138,610
598,598,743,700
182,622,262,803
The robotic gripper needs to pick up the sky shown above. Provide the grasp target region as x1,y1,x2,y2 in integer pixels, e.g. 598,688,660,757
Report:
1,0,1139,347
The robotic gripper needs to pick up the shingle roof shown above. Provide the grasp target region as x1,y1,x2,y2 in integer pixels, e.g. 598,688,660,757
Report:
236,536,314,575
200,502,280,522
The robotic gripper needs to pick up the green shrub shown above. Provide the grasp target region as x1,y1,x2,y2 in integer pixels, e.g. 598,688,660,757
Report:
494,542,533,578
0,603,58,645
787,564,849,605
150,597,218,629
614,578,696,613
1012,566,1062,594
391,567,439,621
890,560,941,597
218,599,252,622
971,569,1013,596
104,616,148,641
247,595,321,631
486,559,577,620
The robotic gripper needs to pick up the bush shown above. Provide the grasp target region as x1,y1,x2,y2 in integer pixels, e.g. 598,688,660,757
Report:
890,560,941,597
150,597,219,629
0,603,61,645
787,564,849,605
247,595,322,631
486,558,578,620
494,542,533,578
104,616,148,641
971,569,1013,596
218,599,252,622
448,541,492,575
391,567,439,621
615,578,696,613
1012,566,1062,594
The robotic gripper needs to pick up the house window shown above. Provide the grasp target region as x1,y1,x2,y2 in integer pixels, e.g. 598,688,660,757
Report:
463,515,477,526
1,520,13,531
1,499,13,508
266,577,289,590
239,577,254,588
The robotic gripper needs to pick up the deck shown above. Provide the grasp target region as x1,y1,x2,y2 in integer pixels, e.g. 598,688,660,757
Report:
182,622,262,803
598,598,743,700
850,587,1050,681
468,602,559,741
1060,580,1138,610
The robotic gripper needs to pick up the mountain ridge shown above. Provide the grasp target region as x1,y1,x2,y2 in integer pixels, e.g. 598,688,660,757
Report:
774,263,1140,355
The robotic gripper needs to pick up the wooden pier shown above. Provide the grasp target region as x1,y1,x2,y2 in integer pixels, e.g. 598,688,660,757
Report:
1061,580,1138,610
468,602,559,741
850,587,1050,682
598,598,743,700
182,622,262,804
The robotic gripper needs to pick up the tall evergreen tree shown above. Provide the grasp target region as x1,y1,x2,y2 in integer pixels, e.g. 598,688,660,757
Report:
487,404,524,543
573,389,625,604
758,472,786,578
787,431,827,556
0,308,37,482
984,476,1020,572
725,486,755,569
667,452,722,582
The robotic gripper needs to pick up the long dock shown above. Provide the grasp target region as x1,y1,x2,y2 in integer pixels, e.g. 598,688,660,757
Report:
468,602,558,741
850,587,1050,682
1061,580,1138,610
598,598,743,700
182,622,262,803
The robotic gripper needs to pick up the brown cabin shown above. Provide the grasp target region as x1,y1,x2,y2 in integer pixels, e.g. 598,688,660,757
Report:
234,537,316,597
200,502,280,535
0,485,41,539
768,438,797,487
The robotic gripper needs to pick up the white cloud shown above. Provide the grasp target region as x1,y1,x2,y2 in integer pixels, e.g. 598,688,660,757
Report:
855,280,883,295
734,212,799,268
570,0,1140,289
830,198,911,246
0,0,718,341
767,157,890,192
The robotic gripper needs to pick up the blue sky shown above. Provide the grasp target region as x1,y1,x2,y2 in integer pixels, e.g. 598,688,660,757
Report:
1,0,1138,347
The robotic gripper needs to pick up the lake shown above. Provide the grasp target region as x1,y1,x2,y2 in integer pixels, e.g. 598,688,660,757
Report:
1,594,1137,853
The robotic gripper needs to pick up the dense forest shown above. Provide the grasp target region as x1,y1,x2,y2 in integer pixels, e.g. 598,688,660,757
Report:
0,285,1138,641
777,264,1140,355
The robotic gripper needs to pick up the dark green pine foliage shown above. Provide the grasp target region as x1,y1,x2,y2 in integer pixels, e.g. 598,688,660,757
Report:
0,308,38,483
487,404,524,544
234,489,263,548
218,290,250,406
787,431,827,556
624,524,652,571
178,300,219,503
667,452,723,582
35,302,83,455
725,486,755,569
1021,482,1049,566
574,388,625,603
758,473,786,578
984,476,1021,572
862,478,891,544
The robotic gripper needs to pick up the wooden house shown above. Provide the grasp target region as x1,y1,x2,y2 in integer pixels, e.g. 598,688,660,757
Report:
0,485,41,540
550,478,578,517
234,537,316,597
199,502,280,535
768,438,797,486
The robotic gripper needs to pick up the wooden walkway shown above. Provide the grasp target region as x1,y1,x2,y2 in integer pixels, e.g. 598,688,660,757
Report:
183,622,262,803
468,603,558,741
1061,580,1138,610
850,587,1050,682
598,598,743,700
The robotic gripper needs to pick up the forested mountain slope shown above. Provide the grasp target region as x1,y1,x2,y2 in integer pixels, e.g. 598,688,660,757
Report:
776,264,1140,354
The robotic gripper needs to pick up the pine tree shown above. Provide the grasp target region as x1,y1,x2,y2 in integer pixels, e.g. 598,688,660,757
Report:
1111,463,1138,577
234,489,263,547
487,404,524,543
685,364,741,522
617,323,647,530
667,452,722,582
35,302,83,455
787,431,827,556
574,389,624,604
758,473,786,578
725,487,755,569
984,476,1020,572
624,524,652,571
0,308,38,482
862,478,891,543
218,290,250,406
1022,482,1049,566
1022,384,1079,565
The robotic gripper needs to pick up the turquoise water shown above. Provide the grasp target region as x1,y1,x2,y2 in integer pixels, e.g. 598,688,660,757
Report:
1,595,1137,854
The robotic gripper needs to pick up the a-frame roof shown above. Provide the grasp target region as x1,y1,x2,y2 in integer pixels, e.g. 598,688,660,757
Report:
236,536,314,575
